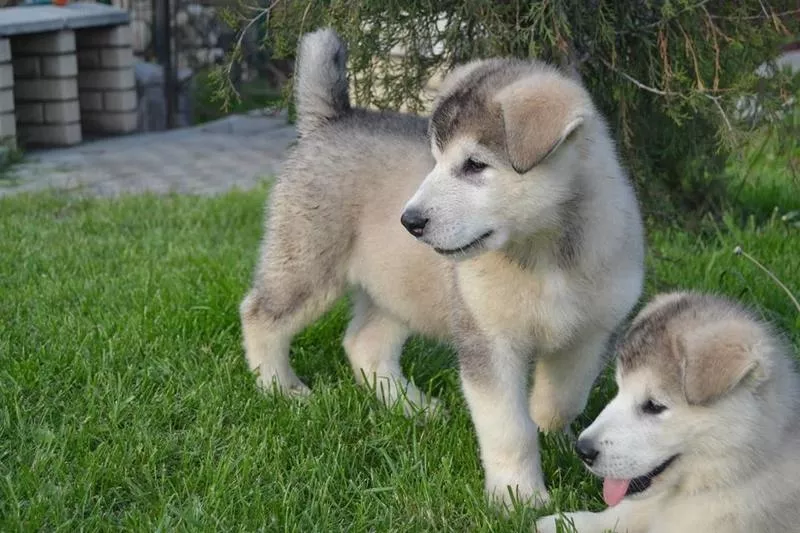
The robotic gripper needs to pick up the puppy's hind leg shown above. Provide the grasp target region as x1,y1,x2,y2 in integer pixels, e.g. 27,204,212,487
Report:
240,236,347,396
530,329,611,434
343,290,441,417
240,278,343,396
240,281,334,397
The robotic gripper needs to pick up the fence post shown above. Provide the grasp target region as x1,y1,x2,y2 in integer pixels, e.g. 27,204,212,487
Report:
153,0,175,129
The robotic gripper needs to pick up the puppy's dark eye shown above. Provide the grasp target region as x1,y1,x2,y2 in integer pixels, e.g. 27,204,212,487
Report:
641,399,667,415
463,158,488,174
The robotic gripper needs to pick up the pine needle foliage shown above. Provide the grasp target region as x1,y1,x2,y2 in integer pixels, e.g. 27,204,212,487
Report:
213,1,799,216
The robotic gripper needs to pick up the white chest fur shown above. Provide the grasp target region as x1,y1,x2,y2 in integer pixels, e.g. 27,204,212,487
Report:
456,252,586,354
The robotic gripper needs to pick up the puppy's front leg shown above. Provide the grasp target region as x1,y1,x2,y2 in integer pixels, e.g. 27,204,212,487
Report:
530,329,610,434
459,337,548,507
535,499,656,533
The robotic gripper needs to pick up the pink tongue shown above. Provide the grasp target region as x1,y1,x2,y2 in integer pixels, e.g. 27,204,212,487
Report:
603,478,631,507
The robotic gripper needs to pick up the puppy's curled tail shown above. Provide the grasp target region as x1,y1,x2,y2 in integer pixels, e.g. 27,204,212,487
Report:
294,28,351,136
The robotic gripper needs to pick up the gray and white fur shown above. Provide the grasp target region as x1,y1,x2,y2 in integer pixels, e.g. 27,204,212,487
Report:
240,28,645,507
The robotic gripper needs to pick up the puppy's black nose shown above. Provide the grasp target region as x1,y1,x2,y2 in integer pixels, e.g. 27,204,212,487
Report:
575,437,599,466
400,209,429,238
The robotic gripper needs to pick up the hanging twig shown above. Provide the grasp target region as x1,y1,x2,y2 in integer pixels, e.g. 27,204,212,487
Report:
599,58,678,96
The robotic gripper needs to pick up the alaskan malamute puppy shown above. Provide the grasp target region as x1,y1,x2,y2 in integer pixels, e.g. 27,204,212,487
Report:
537,292,800,531
240,28,644,506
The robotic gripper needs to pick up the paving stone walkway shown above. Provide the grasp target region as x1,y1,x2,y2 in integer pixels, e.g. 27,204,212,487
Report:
0,109,297,197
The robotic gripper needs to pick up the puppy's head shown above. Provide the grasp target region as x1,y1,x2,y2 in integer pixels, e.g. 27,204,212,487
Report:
400,59,596,259
576,292,780,507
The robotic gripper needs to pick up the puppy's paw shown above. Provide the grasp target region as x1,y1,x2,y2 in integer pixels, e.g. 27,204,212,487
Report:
533,515,558,533
254,366,311,398
535,514,559,533
531,405,576,434
371,376,446,420
485,474,550,511
537,511,613,533
535,513,583,533
405,396,448,422
530,384,584,435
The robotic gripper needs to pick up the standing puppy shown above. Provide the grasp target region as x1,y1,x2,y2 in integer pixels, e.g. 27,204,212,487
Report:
536,292,800,532
239,28,644,506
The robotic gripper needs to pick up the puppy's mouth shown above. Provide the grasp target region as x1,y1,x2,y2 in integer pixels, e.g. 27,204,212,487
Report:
433,231,494,256
602,455,679,507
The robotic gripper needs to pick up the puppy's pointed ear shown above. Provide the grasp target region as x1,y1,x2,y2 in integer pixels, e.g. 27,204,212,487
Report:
676,322,766,406
436,59,499,100
494,78,585,174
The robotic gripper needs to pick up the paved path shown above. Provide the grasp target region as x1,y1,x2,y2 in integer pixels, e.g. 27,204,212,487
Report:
0,110,297,197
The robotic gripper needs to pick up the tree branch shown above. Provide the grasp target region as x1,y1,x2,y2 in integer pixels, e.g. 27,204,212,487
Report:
601,58,734,132
705,94,733,132
599,58,678,96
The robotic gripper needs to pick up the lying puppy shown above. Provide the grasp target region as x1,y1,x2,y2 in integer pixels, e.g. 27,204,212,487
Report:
537,291,800,532
240,28,645,506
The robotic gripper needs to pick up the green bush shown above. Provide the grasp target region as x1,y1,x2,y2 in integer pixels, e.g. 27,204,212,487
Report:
193,67,282,124
217,0,799,217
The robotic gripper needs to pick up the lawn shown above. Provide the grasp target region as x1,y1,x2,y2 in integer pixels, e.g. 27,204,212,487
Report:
0,176,798,531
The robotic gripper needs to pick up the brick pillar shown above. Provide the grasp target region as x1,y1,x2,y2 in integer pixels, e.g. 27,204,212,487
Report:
76,25,137,135
11,30,82,147
0,38,17,149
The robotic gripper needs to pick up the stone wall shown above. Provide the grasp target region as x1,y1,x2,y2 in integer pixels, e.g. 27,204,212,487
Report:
1,23,138,148
0,38,15,148
11,30,82,146
76,25,138,134
113,0,233,71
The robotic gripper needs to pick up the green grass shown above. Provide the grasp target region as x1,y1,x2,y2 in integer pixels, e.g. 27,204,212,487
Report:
723,113,800,219
0,184,798,532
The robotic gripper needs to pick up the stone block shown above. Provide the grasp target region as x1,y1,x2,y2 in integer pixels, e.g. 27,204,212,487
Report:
77,49,101,69
45,100,80,123
18,122,82,146
15,103,44,124
103,89,136,112
79,90,103,111
0,39,11,63
12,30,75,55
15,78,79,101
79,69,134,90
0,63,13,90
0,89,13,114
131,19,150,53
101,47,134,68
42,55,79,78
76,25,132,47
12,57,40,79
0,112,16,140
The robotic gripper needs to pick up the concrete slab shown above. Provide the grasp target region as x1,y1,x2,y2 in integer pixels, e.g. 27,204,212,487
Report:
0,3,129,37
